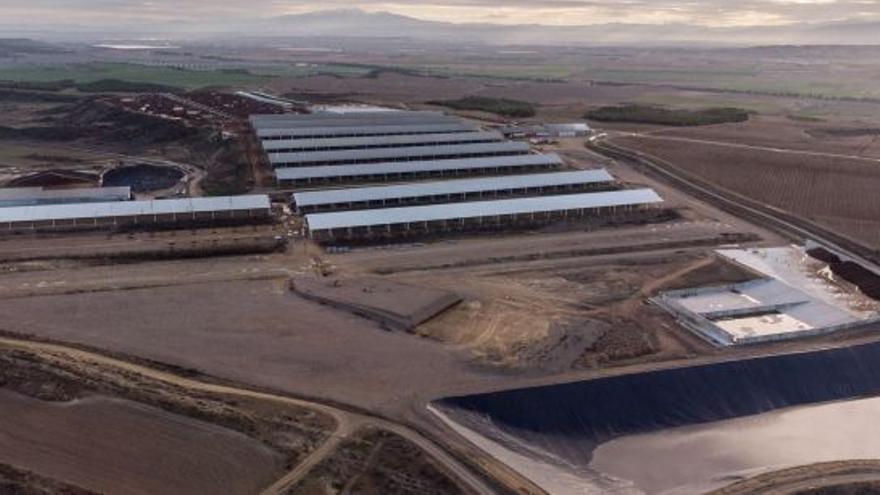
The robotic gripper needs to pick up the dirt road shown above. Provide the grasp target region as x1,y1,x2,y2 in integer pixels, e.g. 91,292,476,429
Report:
711,460,880,495
0,336,511,495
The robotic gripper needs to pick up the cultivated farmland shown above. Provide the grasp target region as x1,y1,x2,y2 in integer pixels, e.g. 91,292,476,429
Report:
612,135,880,247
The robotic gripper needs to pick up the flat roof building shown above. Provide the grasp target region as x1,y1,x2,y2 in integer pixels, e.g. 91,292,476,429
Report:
276,153,564,186
269,141,530,168
292,169,616,214
305,188,663,242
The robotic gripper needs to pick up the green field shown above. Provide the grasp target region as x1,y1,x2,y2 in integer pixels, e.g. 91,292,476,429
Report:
0,63,272,89
0,62,386,92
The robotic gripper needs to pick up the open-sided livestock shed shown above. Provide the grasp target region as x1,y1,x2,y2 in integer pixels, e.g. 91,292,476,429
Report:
305,188,663,241
0,195,271,232
275,153,564,186
269,141,530,168
0,186,131,207
292,169,616,214
257,123,478,141
261,131,503,153
250,111,459,130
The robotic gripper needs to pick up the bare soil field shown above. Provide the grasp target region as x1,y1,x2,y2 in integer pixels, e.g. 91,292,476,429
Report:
0,463,95,495
649,115,880,159
0,278,497,414
396,252,721,371
612,135,880,248
0,389,284,495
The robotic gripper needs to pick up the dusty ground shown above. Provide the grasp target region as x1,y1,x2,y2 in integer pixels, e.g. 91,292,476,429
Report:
591,112,880,253
0,389,285,495
0,343,338,495
289,428,466,495
291,275,462,331
0,463,96,495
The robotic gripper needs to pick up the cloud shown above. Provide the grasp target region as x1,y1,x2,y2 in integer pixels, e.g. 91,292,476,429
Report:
3,0,880,27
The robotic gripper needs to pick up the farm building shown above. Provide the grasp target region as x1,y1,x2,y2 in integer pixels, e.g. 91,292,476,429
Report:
269,142,530,168
655,246,880,346
262,131,503,153
275,153,564,187
305,188,663,242
292,169,616,214
544,123,591,138
0,195,271,233
257,123,478,141
0,186,131,207
250,111,459,130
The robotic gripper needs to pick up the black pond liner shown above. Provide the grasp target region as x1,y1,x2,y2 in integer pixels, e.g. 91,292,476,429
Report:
103,164,184,193
437,342,880,466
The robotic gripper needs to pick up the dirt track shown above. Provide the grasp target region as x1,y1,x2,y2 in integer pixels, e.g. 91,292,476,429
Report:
0,335,512,495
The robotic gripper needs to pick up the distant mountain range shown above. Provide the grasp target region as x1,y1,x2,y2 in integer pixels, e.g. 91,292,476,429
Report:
247,9,880,46
3,8,879,46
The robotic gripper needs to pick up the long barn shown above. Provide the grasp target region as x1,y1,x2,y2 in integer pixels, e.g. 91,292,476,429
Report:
305,189,664,242
257,123,478,141
262,131,504,153
0,195,271,232
292,169,616,214
275,153,564,187
269,141,531,168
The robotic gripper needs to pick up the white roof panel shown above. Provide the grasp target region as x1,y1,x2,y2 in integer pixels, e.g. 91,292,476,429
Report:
0,195,270,223
306,189,663,231
251,112,458,130
0,187,131,207
270,142,530,166
276,154,563,181
257,123,477,139
262,131,502,152
293,170,615,207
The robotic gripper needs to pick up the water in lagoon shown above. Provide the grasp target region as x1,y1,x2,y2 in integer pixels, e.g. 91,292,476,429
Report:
591,396,880,494
436,340,880,494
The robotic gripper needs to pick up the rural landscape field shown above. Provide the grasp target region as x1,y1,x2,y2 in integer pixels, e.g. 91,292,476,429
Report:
1,2,880,495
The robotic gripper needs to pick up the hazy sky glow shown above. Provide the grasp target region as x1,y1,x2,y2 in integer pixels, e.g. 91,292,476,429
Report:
3,0,880,27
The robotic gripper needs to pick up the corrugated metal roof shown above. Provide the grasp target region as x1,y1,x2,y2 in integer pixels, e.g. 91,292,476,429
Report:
258,123,477,139
293,170,615,207
270,142,530,166
262,131,502,152
0,187,131,206
0,195,270,223
251,110,443,122
275,154,563,181
306,189,663,231
251,113,459,130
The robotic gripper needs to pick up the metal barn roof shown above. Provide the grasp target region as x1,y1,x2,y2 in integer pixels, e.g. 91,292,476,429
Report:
251,110,444,122
262,131,502,152
275,154,564,181
0,195,270,223
251,112,459,130
293,169,615,207
306,189,663,231
0,187,131,207
269,142,530,166
257,123,477,139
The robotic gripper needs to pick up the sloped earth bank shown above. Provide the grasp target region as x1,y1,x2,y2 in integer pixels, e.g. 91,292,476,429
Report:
434,338,880,494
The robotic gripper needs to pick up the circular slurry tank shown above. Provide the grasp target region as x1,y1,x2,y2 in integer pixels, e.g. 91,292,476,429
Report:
102,164,185,193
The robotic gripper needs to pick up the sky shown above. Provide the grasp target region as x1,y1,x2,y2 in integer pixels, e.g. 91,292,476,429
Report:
2,0,880,28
